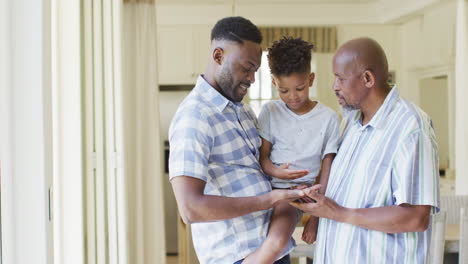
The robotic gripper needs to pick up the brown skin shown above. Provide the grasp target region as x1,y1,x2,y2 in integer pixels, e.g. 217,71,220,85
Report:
171,39,306,224
291,185,431,233
291,38,431,234
204,39,262,102
274,72,316,115
172,177,305,224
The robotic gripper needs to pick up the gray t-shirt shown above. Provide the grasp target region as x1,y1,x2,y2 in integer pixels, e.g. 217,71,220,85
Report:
258,100,340,188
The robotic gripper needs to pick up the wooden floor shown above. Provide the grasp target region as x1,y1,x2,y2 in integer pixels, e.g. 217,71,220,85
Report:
167,256,178,264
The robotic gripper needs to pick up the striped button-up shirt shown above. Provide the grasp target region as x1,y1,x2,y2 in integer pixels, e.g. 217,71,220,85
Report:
315,87,440,264
169,76,294,264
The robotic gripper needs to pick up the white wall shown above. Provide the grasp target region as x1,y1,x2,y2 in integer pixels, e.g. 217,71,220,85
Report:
454,0,468,195
0,0,52,263
0,0,14,261
397,1,456,102
315,53,339,113
52,0,85,263
338,24,400,73
396,1,458,182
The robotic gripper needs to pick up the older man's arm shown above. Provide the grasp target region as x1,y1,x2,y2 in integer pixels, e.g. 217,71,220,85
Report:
291,185,431,233
172,176,305,224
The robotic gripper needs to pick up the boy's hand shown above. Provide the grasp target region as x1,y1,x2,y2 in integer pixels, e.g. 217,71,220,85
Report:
273,163,309,180
302,216,319,244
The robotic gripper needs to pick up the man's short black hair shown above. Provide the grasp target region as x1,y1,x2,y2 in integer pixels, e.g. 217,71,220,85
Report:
268,36,314,76
211,16,262,44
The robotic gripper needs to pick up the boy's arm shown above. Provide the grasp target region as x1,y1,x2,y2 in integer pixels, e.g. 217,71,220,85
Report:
301,153,336,243
259,138,309,180
317,153,335,194
259,138,279,177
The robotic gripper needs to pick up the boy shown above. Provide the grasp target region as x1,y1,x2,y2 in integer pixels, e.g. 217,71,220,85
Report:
244,37,340,263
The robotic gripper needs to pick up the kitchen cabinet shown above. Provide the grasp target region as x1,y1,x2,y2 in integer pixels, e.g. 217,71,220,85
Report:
157,25,211,85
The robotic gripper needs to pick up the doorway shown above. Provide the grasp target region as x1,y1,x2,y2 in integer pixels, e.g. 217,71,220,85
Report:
419,75,450,171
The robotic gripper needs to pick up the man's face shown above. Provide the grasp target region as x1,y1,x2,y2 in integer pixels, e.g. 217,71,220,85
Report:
332,52,367,111
216,41,262,102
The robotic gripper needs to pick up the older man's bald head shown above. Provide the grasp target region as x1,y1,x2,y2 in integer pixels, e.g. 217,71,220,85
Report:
334,37,389,86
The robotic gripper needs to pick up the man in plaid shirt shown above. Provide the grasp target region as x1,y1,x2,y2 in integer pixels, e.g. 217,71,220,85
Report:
169,17,305,264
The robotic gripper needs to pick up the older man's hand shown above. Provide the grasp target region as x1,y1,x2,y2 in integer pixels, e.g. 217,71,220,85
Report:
290,184,345,221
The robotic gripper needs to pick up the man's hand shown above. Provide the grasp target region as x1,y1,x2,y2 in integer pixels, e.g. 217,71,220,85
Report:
272,163,309,180
269,188,306,207
290,184,432,233
290,184,345,220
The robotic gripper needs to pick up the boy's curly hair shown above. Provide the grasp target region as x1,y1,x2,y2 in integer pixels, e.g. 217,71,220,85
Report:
267,36,314,76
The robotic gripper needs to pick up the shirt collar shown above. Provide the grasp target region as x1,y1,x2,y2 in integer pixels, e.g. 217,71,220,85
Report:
194,75,243,112
354,85,399,129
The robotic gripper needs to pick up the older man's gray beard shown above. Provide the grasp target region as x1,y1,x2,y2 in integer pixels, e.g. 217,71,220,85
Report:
336,94,358,111
342,104,358,111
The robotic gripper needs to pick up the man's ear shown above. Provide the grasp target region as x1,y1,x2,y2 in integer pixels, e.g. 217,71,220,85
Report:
213,47,224,65
363,70,375,88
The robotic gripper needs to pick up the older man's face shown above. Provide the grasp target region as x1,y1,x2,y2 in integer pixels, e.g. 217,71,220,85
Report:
332,52,368,111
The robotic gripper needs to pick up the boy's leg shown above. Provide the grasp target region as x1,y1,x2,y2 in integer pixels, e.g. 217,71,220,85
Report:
302,216,319,244
243,202,299,264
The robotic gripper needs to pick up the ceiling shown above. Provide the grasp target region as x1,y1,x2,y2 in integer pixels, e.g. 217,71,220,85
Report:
156,0,379,4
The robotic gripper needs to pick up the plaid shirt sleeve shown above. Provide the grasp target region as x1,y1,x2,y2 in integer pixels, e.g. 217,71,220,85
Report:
169,108,213,181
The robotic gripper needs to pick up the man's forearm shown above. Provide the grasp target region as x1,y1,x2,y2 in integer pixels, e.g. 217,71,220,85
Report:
172,175,304,224
181,193,273,223
337,205,431,233
292,186,432,234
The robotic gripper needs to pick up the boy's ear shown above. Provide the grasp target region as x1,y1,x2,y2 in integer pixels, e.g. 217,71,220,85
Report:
308,72,315,86
271,75,278,87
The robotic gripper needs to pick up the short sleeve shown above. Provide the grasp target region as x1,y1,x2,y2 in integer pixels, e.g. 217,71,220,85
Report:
391,130,439,212
168,109,213,182
257,104,272,143
322,113,340,159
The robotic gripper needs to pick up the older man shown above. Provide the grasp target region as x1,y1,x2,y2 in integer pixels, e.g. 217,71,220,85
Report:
292,38,439,263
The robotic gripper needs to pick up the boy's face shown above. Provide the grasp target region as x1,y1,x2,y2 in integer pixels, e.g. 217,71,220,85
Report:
272,72,315,113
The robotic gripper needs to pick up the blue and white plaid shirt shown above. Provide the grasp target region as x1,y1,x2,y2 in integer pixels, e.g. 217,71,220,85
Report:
169,76,294,264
